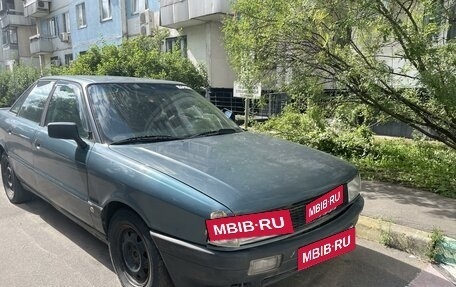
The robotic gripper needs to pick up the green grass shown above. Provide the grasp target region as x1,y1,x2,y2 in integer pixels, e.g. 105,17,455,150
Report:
350,138,456,199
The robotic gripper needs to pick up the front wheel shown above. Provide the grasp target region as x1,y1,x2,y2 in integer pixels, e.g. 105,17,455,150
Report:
108,209,174,287
1,153,30,204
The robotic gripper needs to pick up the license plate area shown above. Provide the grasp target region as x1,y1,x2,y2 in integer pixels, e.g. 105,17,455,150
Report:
305,185,345,223
298,228,356,270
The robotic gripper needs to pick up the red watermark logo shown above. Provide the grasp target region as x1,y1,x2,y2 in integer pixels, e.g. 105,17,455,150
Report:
206,210,294,241
306,185,344,223
298,228,356,270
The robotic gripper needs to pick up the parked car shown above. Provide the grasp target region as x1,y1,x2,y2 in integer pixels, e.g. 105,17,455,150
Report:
0,76,363,287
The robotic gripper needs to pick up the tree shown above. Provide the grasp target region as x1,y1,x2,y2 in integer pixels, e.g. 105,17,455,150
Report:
0,66,40,107
224,0,456,149
54,31,208,93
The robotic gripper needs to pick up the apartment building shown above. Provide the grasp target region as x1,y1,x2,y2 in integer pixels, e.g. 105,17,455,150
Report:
0,0,160,70
160,0,235,90
25,0,72,68
0,0,238,110
160,0,239,110
0,0,36,70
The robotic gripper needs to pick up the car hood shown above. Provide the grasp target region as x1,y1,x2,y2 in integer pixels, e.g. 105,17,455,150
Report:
109,132,357,214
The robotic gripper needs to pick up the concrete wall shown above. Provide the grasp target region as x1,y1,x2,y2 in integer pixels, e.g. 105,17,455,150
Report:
69,0,124,57
182,21,235,89
17,25,35,58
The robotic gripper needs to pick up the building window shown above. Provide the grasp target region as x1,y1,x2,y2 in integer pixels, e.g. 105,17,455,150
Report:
132,0,139,15
63,12,70,33
165,36,187,57
64,53,73,66
2,28,17,46
50,56,60,66
8,28,17,44
447,5,456,41
49,17,57,37
100,0,112,21
5,0,15,10
76,3,86,28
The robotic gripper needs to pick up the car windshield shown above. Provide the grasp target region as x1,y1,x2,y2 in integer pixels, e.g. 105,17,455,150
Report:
87,83,242,144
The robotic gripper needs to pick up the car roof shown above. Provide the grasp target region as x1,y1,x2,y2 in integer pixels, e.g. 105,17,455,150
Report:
39,75,184,86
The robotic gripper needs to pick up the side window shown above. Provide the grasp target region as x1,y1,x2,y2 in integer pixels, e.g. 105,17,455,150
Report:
17,81,54,123
10,83,36,114
45,84,89,139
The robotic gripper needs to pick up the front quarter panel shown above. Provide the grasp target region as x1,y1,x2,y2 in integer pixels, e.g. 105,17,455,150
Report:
87,144,230,244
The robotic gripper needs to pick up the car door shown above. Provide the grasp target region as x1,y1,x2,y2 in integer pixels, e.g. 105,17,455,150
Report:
33,81,94,225
5,80,55,189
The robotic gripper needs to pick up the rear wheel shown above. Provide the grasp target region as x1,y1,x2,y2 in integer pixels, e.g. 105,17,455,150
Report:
1,153,30,204
108,209,174,287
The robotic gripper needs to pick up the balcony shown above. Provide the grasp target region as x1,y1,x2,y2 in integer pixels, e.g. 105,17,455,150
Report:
24,0,51,18
160,0,230,28
0,13,33,28
30,35,53,54
2,46,19,61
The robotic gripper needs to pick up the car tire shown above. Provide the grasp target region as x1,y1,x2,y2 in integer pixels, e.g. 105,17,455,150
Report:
108,209,174,287
1,153,30,204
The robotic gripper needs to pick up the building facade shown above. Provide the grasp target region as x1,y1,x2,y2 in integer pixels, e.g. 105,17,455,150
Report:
0,0,162,70
0,0,239,111
0,0,36,70
159,0,239,111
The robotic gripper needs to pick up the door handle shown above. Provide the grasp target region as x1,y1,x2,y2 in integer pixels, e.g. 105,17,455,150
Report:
34,141,41,150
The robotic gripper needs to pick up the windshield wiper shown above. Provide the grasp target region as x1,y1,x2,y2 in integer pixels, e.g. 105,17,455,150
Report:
110,135,183,145
189,128,240,138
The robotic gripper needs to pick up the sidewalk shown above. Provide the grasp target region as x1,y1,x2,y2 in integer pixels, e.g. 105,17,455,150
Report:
357,181,456,281
361,181,456,238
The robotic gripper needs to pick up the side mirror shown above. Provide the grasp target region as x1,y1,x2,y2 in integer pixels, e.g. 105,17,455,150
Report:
222,108,236,121
48,122,88,149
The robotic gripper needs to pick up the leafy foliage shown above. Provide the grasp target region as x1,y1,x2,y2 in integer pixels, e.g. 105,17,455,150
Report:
0,66,40,108
257,109,456,198
256,107,374,159
224,0,456,149
353,138,456,198
52,33,208,92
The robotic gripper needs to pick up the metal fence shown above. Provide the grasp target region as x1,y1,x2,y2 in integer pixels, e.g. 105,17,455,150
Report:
207,88,419,139
207,88,288,118
371,121,415,138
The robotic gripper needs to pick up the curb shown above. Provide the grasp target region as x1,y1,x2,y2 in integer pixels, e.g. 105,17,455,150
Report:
356,215,456,265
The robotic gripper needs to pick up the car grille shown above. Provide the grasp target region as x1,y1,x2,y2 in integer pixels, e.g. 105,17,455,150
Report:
289,202,308,231
286,184,348,233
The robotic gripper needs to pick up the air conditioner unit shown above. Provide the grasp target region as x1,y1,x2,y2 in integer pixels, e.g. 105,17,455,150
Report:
140,25,154,36
51,59,61,66
60,32,70,42
37,1,49,10
139,12,147,25
140,9,154,25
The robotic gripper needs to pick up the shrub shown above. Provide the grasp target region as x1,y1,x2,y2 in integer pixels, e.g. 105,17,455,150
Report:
256,108,456,198
0,66,40,107
52,35,208,93
257,107,374,159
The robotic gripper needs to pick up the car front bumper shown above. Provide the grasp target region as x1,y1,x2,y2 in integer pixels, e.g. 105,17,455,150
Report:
151,196,364,287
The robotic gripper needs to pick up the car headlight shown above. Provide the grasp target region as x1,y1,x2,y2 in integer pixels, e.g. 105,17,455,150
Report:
207,211,275,248
347,174,361,202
